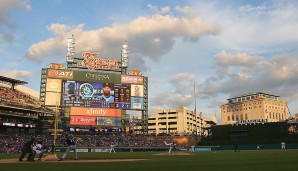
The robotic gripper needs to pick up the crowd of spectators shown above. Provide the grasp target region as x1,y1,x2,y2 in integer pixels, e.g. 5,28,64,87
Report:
0,133,48,154
63,134,167,148
0,85,41,109
0,109,38,118
0,85,54,119
0,132,187,154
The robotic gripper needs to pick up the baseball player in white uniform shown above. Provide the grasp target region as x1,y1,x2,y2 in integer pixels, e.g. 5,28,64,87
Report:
110,143,116,153
281,141,286,150
32,142,45,161
164,141,176,154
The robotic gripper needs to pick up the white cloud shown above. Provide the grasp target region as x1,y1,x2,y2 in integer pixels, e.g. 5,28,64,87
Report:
219,2,298,53
215,50,264,67
202,51,298,103
215,50,265,77
26,7,220,69
148,51,298,116
150,92,193,109
150,73,196,111
147,4,171,14
0,70,31,81
169,73,196,94
174,6,197,17
47,23,71,36
0,0,31,43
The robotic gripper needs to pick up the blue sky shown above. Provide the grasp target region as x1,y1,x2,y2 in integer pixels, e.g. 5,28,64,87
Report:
1,0,298,123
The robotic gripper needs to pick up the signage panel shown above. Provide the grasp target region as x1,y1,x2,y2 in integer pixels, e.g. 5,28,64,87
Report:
70,107,122,117
47,69,73,79
77,52,119,71
46,78,62,92
70,116,96,125
97,117,121,126
45,92,61,106
131,97,144,109
121,75,143,84
131,84,144,97
73,70,121,83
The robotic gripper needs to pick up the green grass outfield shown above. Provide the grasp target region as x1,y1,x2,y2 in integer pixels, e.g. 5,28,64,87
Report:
1,150,298,171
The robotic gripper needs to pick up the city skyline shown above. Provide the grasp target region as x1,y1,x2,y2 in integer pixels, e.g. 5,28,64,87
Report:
1,0,298,122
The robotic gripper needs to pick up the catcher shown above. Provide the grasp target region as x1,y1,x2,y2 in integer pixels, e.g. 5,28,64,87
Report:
32,141,46,161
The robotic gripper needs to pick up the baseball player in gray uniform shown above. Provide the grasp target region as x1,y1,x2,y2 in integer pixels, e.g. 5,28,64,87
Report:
58,134,78,161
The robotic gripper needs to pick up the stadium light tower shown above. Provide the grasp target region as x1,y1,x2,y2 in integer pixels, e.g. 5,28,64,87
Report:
66,35,76,68
121,41,129,74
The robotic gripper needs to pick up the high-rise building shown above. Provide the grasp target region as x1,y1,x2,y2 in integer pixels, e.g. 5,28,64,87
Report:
147,106,216,136
220,92,289,125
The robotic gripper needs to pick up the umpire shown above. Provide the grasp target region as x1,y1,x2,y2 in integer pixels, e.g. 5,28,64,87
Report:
58,134,78,161
19,138,36,162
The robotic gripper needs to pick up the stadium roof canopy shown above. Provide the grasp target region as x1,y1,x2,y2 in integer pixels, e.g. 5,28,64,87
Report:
0,75,28,89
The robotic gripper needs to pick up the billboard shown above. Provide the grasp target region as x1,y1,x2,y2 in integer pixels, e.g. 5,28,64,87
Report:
70,107,122,117
131,84,144,97
70,107,121,127
44,78,62,106
121,75,143,84
46,78,62,92
45,92,61,106
47,69,73,79
73,70,121,83
62,80,131,109
131,97,144,109
70,116,96,125
97,117,121,127
77,52,119,71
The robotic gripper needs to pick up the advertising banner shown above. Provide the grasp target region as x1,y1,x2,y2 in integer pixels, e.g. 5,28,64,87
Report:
195,148,211,151
47,69,73,80
76,149,89,152
130,97,144,109
45,92,61,106
77,52,119,71
46,78,62,92
91,149,110,153
121,75,143,84
97,117,121,127
130,84,144,97
73,70,121,83
70,107,122,117
70,116,96,125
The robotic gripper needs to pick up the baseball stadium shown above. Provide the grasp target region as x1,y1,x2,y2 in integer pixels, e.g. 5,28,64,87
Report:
1,39,298,171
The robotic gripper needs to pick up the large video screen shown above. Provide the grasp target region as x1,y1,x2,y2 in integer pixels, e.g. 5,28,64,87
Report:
62,80,131,109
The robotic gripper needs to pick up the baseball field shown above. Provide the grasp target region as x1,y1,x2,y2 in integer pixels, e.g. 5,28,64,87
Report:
1,150,298,171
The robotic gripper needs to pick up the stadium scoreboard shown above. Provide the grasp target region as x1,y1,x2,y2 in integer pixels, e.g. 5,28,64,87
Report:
39,68,148,127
